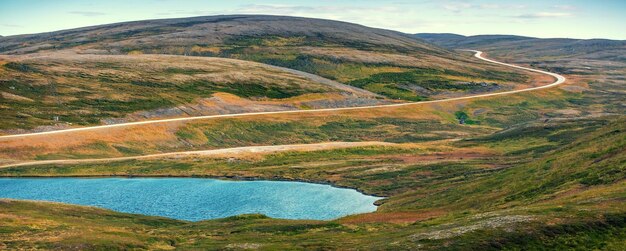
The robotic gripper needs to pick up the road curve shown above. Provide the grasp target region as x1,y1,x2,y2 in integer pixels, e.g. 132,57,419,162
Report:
0,51,566,140
0,141,395,169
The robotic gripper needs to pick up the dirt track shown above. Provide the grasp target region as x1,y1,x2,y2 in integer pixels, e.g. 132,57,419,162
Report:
0,141,396,168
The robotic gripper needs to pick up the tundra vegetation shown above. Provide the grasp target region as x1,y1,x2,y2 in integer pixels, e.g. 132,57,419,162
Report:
0,16,624,250
0,16,539,132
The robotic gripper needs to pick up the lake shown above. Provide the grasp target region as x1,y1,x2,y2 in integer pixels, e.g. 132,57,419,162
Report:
0,178,381,221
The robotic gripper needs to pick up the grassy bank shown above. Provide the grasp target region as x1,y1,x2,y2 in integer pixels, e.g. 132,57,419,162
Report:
1,116,624,249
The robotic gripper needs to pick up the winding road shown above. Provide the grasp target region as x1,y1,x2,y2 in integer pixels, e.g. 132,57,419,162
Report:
0,50,566,140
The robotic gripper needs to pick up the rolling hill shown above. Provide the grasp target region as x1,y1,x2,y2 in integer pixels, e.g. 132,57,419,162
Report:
415,33,626,62
0,52,379,131
0,15,538,132
2,16,531,93
0,15,442,55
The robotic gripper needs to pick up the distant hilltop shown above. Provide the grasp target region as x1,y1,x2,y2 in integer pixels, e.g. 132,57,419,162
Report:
0,15,440,55
414,33,626,62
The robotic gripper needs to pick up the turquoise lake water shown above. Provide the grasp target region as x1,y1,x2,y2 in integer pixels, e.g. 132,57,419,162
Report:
0,178,380,221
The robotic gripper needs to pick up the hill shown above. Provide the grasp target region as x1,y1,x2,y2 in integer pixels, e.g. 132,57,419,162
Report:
414,33,626,62
0,15,532,94
0,15,441,55
415,34,532,48
0,52,381,131
0,16,537,132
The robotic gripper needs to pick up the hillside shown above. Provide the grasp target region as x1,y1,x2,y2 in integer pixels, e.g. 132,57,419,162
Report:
415,33,626,63
0,15,534,108
0,15,442,55
1,115,623,249
0,52,386,131
415,33,532,49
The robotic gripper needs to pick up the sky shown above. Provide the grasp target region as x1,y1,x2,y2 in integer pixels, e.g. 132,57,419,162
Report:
1,0,625,39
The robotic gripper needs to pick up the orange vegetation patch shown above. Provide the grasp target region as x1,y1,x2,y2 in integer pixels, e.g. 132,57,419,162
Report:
190,45,221,54
0,123,182,160
384,148,497,165
520,71,555,89
208,92,250,104
389,153,472,164
339,211,445,224
205,92,346,107
558,74,591,93
266,92,346,103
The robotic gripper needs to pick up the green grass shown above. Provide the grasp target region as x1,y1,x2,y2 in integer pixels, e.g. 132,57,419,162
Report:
0,117,626,250
362,83,427,101
3,62,40,72
420,213,626,250
1,116,624,249
133,34,528,101
184,117,491,148
0,57,336,130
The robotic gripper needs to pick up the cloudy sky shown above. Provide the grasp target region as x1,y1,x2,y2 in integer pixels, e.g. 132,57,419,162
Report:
1,0,625,39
